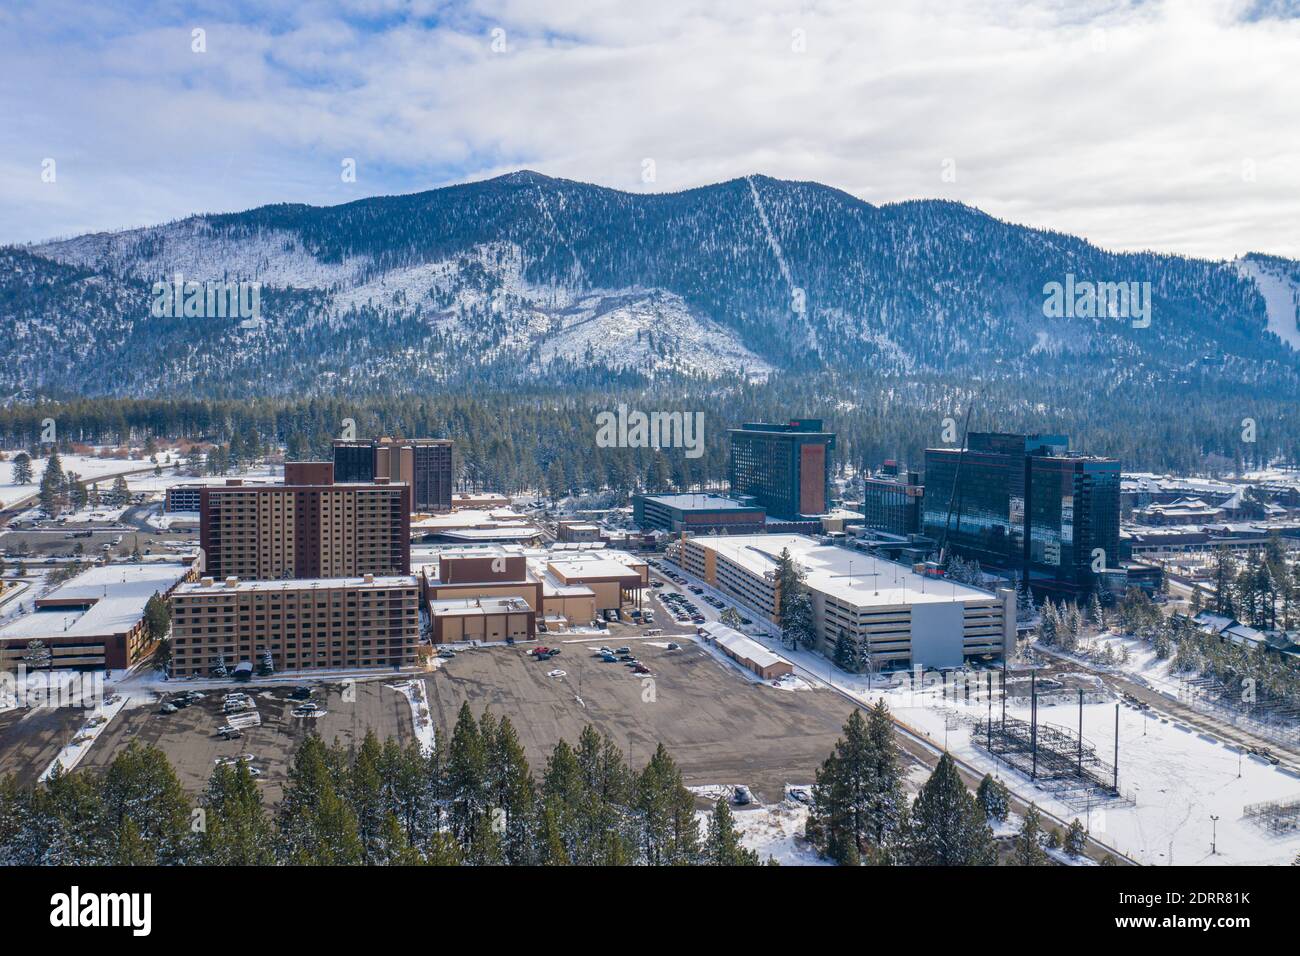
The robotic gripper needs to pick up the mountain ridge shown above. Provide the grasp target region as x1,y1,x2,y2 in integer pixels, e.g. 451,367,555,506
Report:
4,170,1299,401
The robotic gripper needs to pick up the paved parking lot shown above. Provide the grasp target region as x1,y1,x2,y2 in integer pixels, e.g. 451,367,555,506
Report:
78,679,415,802
0,704,87,787
426,638,856,802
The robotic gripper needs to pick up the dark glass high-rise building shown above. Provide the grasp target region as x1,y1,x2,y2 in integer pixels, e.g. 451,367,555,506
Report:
332,438,454,512
728,420,835,519
861,468,924,535
333,442,376,483
1025,455,1121,597
923,432,1116,597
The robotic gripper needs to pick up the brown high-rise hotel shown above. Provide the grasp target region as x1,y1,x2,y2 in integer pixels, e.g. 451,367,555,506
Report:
333,437,454,512
199,462,411,581
168,573,421,677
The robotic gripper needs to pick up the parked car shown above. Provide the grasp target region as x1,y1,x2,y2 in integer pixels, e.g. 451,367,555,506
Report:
159,703,178,714
217,727,243,740
733,786,753,805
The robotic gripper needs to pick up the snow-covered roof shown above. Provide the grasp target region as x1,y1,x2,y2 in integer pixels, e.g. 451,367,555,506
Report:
702,622,790,670
640,493,760,511
176,574,418,595
0,562,191,641
691,534,997,608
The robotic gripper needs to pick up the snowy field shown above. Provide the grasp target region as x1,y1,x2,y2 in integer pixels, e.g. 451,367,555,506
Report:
873,681,1300,866
0,453,153,509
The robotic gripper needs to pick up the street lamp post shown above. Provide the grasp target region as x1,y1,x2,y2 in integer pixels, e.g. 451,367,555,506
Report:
1210,814,1219,855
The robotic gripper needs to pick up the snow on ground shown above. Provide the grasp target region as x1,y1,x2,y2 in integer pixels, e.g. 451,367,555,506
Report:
1237,257,1300,350
388,679,436,755
36,680,159,781
34,218,371,290
0,453,152,509
537,289,773,381
874,681,1300,866
662,559,1300,865
691,793,828,865
1042,632,1182,697
56,507,128,525
147,512,198,531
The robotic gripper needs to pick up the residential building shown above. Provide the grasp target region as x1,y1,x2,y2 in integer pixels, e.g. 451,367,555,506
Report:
333,437,454,512
728,419,835,519
199,462,411,581
168,573,421,677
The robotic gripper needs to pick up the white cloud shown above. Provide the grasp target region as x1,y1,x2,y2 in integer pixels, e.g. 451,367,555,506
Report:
1,0,1296,258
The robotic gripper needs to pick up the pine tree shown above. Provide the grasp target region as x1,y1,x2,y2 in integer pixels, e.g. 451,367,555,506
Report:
975,773,1010,822
38,453,65,517
704,797,760,865
485,715,537,865
904,753,996,865
634,743,700,865
196,759,275,865
99,741,192,864
1037,601,1059,645
1014,803,1049,865
775,548,816,650
1064,818,1087,858
349,730,387,863
864,700,907,849
10,452,32,485
445,703,488,851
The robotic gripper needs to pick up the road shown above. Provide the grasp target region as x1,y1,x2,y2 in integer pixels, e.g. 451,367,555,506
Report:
655,554,1136,864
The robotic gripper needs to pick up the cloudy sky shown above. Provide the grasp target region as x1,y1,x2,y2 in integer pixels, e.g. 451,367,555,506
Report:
2,0,1297,259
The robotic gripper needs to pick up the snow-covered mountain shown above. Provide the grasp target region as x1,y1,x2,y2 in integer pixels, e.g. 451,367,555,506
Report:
3,170,1298,399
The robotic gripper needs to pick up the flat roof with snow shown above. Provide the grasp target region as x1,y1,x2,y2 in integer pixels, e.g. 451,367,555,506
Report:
692,534,997,607
175,575,418,595
641,493,760,511
0,562,192,641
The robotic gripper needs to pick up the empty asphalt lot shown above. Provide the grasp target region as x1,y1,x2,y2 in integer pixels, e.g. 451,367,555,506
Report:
425,639,857,801
78,679,415,802
3,639,861,804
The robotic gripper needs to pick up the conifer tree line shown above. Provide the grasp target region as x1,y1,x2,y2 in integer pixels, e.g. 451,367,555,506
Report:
0,699,1120,866
0,705,761,867
0,368,1291,500
806,702,1104,865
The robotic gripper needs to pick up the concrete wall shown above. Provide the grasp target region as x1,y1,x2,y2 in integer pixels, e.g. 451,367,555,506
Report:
909,601,966,669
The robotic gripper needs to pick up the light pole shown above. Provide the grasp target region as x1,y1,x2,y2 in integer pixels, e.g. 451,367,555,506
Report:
1210,814,1219,855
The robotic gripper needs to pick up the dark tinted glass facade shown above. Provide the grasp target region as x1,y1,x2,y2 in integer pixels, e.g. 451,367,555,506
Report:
728,420,835,519
923,447,1024,567
922,432,1117,596
1025,457,1120,596
861,473,923,535
333,439,454,511
333,443,375,483
411,442,454,512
